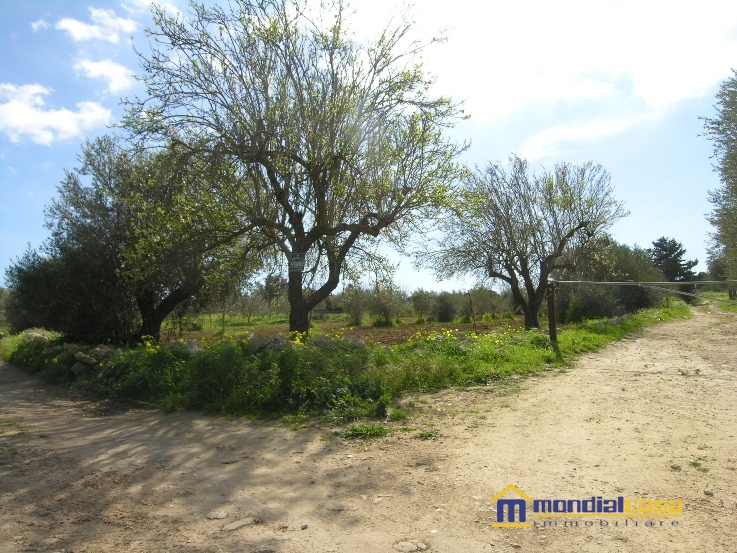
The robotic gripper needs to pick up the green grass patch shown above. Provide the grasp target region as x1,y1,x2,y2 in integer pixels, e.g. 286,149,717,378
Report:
343,424,389,439
701,291,737,312
414,430,441,440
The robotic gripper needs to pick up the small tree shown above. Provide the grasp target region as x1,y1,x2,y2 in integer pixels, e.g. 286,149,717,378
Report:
410,288,436,322
430,155,627,328
647,237,698,302
370,281,406,326
259,274,288,317
340,284,371,326
434,292,456,323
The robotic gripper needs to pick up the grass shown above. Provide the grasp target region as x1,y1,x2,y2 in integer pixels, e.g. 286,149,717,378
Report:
700,291,737,312
414,430,441,440
0,298,692,427
343,424,389,439
690,458,709,472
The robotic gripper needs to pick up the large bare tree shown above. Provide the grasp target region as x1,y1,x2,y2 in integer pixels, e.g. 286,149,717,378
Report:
430,155,627,328
124,0,466,332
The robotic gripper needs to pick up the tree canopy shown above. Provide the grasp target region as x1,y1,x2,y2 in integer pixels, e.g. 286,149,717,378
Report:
647,237,697,283
5,136,263,342
647,236,698,302
124,0,466,332
702,69,737,283
429,155,627,328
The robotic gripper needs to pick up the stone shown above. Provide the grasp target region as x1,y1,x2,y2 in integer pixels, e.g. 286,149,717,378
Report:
64,343,81,353
71,362,89,376
91,344,118,360
74,351,99,366
184,341,203,355
313,336,338,350
704,489,714,496
242,333,263,352
25,332,50,344
223,517,260,531
206,511,229,519
261,335,291,352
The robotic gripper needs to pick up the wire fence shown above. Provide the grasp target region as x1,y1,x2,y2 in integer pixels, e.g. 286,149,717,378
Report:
553,280,737,304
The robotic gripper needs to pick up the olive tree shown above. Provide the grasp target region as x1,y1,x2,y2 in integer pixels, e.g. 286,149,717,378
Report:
124,0,466,333
430,155,627,328
5,135,263,343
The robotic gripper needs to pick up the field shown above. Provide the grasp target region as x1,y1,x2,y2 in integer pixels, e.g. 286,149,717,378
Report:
178,312,525,346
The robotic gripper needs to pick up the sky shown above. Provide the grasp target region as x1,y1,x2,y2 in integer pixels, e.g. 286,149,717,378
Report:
1,0,736,293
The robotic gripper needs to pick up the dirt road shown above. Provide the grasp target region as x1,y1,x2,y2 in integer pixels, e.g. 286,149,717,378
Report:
1,305,736,553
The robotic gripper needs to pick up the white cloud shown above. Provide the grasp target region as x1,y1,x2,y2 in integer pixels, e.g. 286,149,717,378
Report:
0,83,112,146
74,59,134,93
521,113,659,160
352,0,737,124
122,0,182,17
55,8,137,43
31,19,50,32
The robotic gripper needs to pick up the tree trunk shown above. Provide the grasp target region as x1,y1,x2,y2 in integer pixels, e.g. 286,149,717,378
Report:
523,307,540,329
138,308,169,342
289,299,311,334
287,270,310,334
134,275,204,342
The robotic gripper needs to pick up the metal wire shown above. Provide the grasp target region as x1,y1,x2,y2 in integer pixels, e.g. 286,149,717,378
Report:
553,280,737,304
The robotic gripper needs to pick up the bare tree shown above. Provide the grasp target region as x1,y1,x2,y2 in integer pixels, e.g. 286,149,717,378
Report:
124,0,466,333
429,155,627,328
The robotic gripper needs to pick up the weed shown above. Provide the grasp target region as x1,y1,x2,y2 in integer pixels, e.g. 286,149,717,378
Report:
690,458,709,472
343,424,389,439
280,414,310,430
388,408,410,421
415,430,441,440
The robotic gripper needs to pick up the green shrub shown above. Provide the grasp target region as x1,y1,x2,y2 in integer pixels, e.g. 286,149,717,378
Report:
110,344,190,401
434,292,456,323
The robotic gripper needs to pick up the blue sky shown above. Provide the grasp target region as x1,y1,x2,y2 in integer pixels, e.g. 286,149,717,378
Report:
1,0,736,292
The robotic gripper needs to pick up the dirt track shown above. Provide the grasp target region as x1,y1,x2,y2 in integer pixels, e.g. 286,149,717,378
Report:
1,304,736,553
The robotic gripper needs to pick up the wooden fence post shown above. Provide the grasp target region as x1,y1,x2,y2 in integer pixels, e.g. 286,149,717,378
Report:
547,282,557,343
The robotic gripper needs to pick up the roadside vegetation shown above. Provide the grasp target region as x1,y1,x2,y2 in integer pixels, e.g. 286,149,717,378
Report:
0,298,691,424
